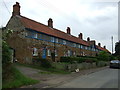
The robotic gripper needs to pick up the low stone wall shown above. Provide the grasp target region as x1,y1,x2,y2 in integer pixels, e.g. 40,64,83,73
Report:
52,61,109,72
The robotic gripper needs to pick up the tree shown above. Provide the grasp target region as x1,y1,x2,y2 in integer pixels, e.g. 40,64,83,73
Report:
2,28,13,80
115,41,120,59
97,51,110,61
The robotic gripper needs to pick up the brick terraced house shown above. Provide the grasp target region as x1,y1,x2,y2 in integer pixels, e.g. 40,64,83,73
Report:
6,2,110,63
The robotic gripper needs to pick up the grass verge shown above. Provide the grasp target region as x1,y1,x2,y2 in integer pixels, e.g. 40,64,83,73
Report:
2,66,39,88
16,63,71,74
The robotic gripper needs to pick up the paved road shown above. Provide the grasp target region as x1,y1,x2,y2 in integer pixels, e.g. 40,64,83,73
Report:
56,68,119,88
16,64,109,88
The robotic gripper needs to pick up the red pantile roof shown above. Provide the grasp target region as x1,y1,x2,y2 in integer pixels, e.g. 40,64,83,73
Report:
96,45,110,53
19,15,89,46
16,15,110,52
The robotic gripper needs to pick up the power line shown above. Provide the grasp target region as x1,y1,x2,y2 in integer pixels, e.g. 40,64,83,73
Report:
2,0,11,14
36,0,81,25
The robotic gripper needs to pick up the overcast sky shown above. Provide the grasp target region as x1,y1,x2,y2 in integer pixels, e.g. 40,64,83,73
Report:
0,0,119,53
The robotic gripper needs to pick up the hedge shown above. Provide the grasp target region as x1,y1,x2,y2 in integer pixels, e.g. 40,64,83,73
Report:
60,56,98,63
32,57,52,68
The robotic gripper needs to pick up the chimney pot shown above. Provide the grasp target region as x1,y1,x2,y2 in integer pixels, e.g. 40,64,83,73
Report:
103,46,106,49
87,37,90,41
67,27,71,34
48,18,53,28
98,43,101,47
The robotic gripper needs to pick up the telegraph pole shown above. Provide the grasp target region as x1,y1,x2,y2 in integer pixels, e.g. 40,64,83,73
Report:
118,1,120,41
111,36,113,54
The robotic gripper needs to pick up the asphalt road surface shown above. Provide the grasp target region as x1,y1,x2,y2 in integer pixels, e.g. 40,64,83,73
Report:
56,68,119,88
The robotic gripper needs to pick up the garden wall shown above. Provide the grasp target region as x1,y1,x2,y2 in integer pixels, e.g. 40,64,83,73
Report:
52,61,109,72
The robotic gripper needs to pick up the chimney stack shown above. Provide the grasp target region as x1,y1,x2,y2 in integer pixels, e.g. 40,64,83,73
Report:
98,43,101,47
78,33,83,39
66,27,71,34
87,37,90,41
48,18,53,28
12,2,20,16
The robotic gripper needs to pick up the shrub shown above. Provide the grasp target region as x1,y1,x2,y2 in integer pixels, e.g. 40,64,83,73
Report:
77,57,85,63
32,56,40,64
109,55,117,61
97,51,110,61
60,56,98,63
2,41,12,80
60,57,72,63
40,58,52,68
32,57,52,68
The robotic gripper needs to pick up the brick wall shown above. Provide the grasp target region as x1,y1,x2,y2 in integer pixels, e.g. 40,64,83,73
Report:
6,16,98,63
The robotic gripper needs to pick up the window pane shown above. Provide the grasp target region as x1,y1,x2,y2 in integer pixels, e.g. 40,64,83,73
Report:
47,49,51,56
51,37,55,42
56,38,58,43
33,48,38,56
34,33,37,38
63,40,66,45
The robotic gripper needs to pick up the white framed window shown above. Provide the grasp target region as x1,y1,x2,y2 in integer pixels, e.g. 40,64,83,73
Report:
73,52,76,56
63,40,66,45
33,48,38,56
25,31,28,36
56,38,58,43
78,45,81,48
55,50,58,56
51,37,55,42
34,33,38,38
83,52,85,56
27,31,33,37
81,45,83,49
89,47,91,50
73,43,76,47
68,50,70,56
85,46,87,50
47,49,51,56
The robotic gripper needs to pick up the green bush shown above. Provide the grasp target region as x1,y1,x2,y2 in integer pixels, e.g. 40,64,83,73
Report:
97,51,110,61
60,57,72,63
2,41,12,80
77,55,96,58
2,41,11,66
77,57,86,63
32,57,52,68
109,55,117,60
60,56,98,63
40,58,52,68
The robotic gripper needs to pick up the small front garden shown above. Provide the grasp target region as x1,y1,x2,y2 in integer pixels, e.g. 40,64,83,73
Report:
2,29,39,88
2,65,39,88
